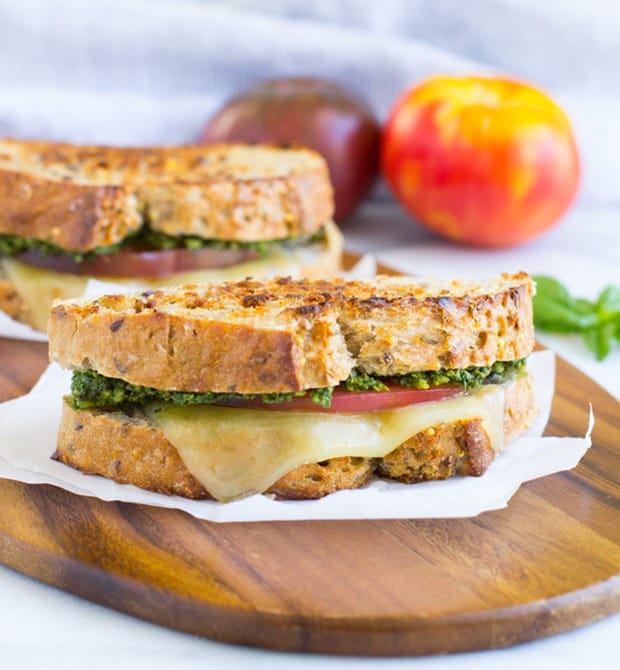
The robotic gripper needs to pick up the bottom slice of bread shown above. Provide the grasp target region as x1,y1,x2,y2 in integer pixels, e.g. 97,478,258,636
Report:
54,374,536,501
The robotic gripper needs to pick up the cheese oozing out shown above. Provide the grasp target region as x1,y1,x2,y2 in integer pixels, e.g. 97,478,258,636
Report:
0,221,342,331
145,384,505,502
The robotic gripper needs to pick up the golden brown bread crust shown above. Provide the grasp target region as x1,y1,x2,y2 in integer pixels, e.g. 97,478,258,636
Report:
48,273,535,393
0,139,333,250
337,275,534,375
49,297,353,393
53,373,535,500
142,170,332,242
266,457,377,500
0,170,141,252
55,404,209,499
378,420,496,482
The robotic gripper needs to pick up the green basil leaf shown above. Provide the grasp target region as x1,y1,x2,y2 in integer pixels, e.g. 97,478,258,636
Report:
533,275,574,303
582,323,616,361
533,294,597,332
573,297,596,315
596,285,620,319
533,276,619,359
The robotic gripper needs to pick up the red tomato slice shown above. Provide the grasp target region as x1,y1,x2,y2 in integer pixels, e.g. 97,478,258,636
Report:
218,383,464,413
17,246,260,278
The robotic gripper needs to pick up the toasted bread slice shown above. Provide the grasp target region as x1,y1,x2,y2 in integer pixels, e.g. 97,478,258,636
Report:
0,139,333,251
54,373,535,500
48,273,535,394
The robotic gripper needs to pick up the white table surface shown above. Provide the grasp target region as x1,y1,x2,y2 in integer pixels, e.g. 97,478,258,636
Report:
1,201,618,669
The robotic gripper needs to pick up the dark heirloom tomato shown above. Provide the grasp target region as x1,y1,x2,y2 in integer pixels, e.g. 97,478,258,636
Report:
199,77,381,222
17,246,260,278
218,384,464,413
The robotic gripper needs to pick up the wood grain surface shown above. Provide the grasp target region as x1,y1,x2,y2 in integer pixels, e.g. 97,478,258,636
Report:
0,321,618,655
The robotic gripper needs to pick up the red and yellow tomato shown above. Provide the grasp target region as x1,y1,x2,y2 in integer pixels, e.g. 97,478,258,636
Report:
381,76,580,247
16,246,259,278
218,384,463,413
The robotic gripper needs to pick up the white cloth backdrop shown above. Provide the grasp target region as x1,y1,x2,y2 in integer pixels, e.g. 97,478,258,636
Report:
0,0,618,204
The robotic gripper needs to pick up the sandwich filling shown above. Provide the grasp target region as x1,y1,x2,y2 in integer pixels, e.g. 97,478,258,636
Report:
69,359,526,411
0,226,328,274
64,359,528,501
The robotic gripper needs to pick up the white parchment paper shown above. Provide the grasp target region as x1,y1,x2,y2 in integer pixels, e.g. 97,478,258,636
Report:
0,310,48,341
0,350,593,522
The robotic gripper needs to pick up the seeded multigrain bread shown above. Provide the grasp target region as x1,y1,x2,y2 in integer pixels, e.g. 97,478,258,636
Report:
54,372,536,500
0,139,333,250
48,273,535,394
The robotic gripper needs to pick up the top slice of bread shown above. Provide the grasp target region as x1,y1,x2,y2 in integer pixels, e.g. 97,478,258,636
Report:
0,139,334,251
48,273,535,394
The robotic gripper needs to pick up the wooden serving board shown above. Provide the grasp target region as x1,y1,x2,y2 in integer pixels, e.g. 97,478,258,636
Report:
0,337,618,656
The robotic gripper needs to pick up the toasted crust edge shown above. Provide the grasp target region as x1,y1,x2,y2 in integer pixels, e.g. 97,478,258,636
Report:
48,273,534,393
0,170,143,252
49,304,352,394
0,140,334,250
53,373,536,501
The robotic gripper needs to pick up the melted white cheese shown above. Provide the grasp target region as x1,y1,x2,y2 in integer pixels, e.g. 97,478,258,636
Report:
1,258,89,332
146,385,505,502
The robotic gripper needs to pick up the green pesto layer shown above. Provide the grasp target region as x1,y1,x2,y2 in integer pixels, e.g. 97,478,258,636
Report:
69,359,527,411
0,227,326,262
